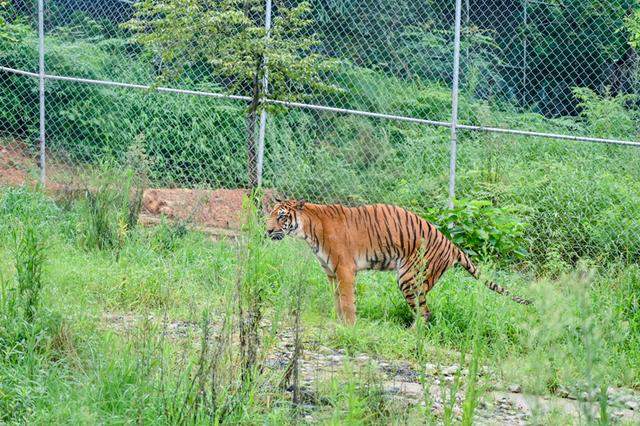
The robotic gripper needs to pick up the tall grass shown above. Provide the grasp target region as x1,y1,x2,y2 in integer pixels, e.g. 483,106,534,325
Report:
75,167,144,252
12,221,46,322
0,214,73,423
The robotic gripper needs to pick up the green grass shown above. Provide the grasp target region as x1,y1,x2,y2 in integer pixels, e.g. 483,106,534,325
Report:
0,186,638,424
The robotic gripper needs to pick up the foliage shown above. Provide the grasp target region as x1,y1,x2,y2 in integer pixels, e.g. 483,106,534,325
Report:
0,1,30,45
12,222,46,322
150,217,188,253
423,199,528,262
0,187,60,230
0,215,67,423
572,86,638,139
625,9,640,49
397,23,503,99
124,0,337,105
124,0,338,186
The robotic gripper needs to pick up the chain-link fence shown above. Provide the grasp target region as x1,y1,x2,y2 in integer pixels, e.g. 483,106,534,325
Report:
1,0,639,265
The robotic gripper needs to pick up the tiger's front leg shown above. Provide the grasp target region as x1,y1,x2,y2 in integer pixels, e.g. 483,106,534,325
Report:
327,275,342,321
329,266,356,326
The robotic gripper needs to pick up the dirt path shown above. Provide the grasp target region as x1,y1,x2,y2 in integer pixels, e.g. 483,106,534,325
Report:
100,313,640,424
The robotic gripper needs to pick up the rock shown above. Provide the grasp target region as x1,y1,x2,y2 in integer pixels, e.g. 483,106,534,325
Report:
355,354,369,363
327,354,343,363
317,346,333,355
443,365,459,376
424,363,438,375
508,384,522,393
625,400,639,411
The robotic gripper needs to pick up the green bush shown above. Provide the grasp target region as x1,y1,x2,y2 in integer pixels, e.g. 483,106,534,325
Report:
0,188,63,249
0,187,60,227
0,27,248,187
422,199,529,263
573,87,638,140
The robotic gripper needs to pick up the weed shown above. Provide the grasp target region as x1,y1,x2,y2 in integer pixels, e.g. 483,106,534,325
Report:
76,167,144,252
12,221,46,322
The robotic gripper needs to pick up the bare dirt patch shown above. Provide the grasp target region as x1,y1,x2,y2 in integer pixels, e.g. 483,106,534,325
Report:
0,141,272,233
0,142,38,186
142,187,273,231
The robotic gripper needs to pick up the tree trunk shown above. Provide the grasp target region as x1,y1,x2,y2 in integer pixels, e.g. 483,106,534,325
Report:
246,107,258,188
246,58,262,189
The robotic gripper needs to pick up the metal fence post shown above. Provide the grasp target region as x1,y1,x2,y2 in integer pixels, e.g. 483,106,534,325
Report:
522,0,528,106
448,0,462,209
38,0,46,185
256,0,272,188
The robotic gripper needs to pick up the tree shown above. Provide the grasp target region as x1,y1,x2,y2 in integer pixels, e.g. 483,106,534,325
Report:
124,0,337,188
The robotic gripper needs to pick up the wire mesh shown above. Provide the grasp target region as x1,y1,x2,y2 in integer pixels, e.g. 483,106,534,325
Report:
0,0,638,265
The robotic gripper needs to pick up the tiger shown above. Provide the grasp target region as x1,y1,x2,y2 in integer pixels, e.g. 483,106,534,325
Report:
266,199,531,326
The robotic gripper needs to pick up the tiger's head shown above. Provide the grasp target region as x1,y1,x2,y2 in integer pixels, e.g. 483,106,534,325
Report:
266,198,305,241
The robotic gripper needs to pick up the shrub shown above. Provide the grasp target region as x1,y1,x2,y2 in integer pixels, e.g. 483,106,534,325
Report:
0,188,62,249
572,87,638,140
0,187,60,227
422,199,529,263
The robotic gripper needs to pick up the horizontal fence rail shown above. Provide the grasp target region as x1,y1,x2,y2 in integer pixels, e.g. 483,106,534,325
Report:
2,66,638,149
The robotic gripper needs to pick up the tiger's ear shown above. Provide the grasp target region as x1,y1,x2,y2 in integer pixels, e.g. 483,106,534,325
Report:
274,196,283,203
296,199,306,210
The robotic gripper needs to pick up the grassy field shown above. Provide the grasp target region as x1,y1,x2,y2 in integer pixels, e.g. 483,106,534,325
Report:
2,6,640,424
1,184,639,424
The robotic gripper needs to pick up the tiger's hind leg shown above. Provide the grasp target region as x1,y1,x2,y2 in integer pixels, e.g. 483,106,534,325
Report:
397,259,433,324
397,254,455,325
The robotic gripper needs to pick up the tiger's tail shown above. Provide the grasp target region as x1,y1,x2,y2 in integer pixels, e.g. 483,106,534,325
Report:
456,249,532,306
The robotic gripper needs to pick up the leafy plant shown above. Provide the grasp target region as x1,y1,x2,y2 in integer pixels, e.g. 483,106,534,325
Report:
150,217,188,253
423,199,528,262
398,23,503,100
572,87,638,139
624,9,640,49
0,1,30,45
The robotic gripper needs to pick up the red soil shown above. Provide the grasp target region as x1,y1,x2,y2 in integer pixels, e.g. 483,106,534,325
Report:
0,142,272,231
